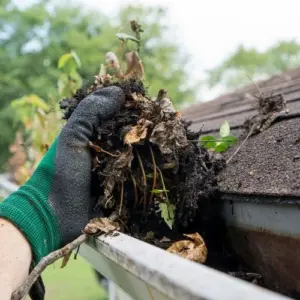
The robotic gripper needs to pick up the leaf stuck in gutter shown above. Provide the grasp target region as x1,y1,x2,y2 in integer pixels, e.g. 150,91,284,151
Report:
167,232,207,263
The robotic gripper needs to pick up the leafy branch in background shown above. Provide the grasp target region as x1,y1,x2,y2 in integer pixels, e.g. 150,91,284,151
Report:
200,121,238,153
9,51,82,184
58,51,82,98
103,21,145,81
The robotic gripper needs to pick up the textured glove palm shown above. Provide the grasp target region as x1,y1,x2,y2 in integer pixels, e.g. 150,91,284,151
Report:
0,86,125,262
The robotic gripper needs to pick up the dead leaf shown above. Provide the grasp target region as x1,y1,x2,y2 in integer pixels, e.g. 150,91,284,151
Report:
158,96,176,119
83,217,120,236
125,51,145,80
150,119,188,154
131,93,155,118
167,232,207,263
124,118,153,144
160,236,171,243
103,147,134,202
176,111,182,118
105,52,120,69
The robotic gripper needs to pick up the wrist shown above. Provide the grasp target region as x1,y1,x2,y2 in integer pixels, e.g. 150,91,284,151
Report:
0,140,61,262
0,218,31,298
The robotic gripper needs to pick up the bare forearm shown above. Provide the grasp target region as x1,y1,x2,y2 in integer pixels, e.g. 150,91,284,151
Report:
0,218,32,299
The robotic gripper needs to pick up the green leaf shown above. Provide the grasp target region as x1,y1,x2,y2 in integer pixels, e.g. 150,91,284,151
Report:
58,53,73,69
214,142,228,153
11,95,49,111
152,189,169,194
116,33,139,43
159,202,176,229
221,135,238,146
71,50,81,68
199,136,216,149
220,120,230,137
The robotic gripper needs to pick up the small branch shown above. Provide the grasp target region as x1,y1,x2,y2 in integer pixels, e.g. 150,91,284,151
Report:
74,245,81,260
88,142,120,158
11,235,87,300
104,196,114,209
12,211,120,300
130,172,139,207
157,89,167,102
130,20,143,53
136,150,147,210
148,145,157,204
119,41,125,74
156,166,169,203
226,126,255,164
119,181,124,215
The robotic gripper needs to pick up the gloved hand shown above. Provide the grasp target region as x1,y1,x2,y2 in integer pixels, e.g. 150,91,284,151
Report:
0,86,125,263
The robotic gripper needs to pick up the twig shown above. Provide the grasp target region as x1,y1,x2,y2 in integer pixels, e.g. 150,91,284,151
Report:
246,74,263,96
136,150,147,210
189,139,237,143
157,89,167,102
156,166,169,203
130,20,143,53
130,172,139,207
226,125,255,164
119,41,125,74
104,195,114,209
11,234,87,300
74,245,80,260
119,181,124,215
148,145,157,203
88,142,120,158
12,212,120,300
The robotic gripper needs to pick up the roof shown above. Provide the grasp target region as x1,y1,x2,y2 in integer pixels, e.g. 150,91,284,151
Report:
218,116,300,197
182,67,300,197
183,67,300,134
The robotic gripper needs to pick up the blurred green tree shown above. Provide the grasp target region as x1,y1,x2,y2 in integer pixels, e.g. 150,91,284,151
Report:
207,40,300,89
0,0,195,169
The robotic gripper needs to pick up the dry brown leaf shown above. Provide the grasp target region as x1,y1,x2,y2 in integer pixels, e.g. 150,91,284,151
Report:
131,93,155,118
83,217,120,235
167,232,207,263
150,119,188,154
124,118,153,144
103,147,134,202
158,96,176,119
160,236,171,243
105,52,120,69
125,51,145,80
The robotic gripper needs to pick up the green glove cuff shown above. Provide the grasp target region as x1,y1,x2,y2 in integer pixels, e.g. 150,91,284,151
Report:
0,139,61,262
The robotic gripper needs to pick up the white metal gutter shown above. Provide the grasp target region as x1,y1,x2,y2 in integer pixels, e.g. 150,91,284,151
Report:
80,232,292,300
0,174,19,196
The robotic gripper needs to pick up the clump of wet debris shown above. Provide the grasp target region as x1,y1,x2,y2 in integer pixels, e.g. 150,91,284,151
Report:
58,21,228,265
61,72,225,263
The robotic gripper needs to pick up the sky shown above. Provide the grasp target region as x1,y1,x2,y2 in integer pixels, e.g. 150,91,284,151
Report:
16,0,300,100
